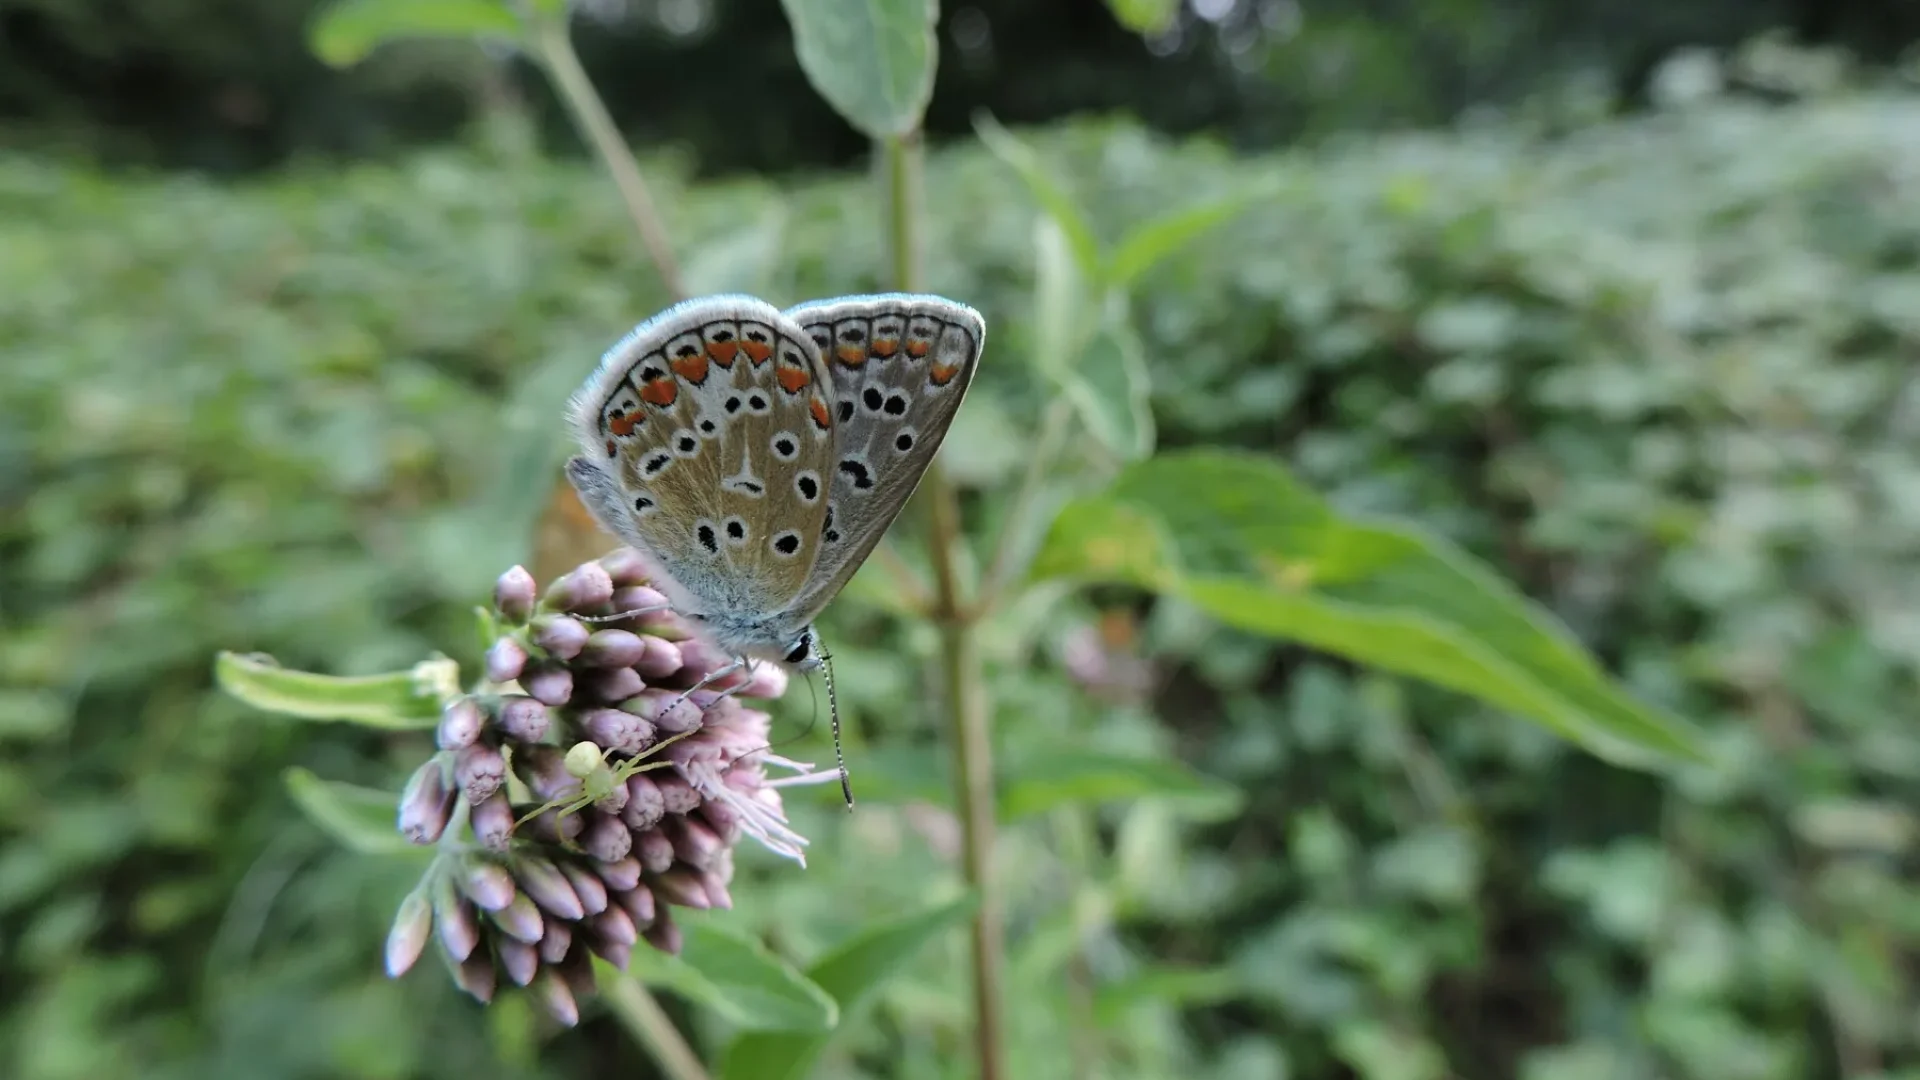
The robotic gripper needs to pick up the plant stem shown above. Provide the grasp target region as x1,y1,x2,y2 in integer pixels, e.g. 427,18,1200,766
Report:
599,967,715,1080
533,15,687,300
884,131,1008,1080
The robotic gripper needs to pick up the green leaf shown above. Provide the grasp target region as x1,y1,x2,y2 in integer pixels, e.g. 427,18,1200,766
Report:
777,0,938,140
629,918,838,1033
1060,323,1155,461
284,767,419,856
1030,216,1090,381
1031,451,1709,769
1103,0,1179,35
309,0,525,67
975,114,1103,276
216,651,456,728
719,894,977,1080
999,751,1243,822
1107,188,1268,289
1092,964,1242,1025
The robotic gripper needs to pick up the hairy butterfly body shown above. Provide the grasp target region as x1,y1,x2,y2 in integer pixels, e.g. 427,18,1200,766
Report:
564,294,986,800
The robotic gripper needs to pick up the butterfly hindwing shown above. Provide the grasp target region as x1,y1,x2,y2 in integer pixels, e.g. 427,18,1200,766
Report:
566,295,838,617
781,294,987,621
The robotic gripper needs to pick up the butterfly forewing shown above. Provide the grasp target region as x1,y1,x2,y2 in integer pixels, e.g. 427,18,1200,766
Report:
781,294,987,622
566,295,838,617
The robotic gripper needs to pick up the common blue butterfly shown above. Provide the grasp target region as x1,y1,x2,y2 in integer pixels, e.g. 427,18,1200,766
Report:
564,293,987,803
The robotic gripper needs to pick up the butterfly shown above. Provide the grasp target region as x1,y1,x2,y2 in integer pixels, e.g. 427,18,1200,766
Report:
563,293,987,804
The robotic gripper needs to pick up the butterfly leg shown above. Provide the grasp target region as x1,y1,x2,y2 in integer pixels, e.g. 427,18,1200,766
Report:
666,656,750,713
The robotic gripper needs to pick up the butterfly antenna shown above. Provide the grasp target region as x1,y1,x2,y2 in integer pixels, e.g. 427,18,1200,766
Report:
821,644,854,810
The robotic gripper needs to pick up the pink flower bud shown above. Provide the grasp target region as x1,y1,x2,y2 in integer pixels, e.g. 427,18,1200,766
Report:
454,742,506,804
559,861,610,916
397,758,454,845
633,636,684,679
644,911,683,956
468,794,514,851
651,867,712,910
579,666,644,704
530,614,590,660
539,920,574,965
599,548,653,588
430,875,480,962
542,562,614,614
616,883,657,928
384,887,432,977
652,771,702,815
485,637,528,684
496,695,550,743
625,689,703,734
634,827,675,874
454,953,497,1003
496,937,539,987
487,892,546,944
580,812,633,863
580,629,647,668
590,904,638,947
493,565,537,623
579,707,656,755
457,858,517,912
521,661,574,706
512,856,585,922
621,774,667,831
531,969,580,1027
592,855,642,893
436,697,487,751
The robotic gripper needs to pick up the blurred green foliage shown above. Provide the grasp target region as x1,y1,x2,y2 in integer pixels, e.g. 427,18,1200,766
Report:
4,79,1919,1080
6,0,1918,172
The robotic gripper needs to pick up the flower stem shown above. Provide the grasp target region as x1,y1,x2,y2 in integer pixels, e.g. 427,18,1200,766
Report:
532,14,686,300
884,131,1008,1080
599,966,715,1080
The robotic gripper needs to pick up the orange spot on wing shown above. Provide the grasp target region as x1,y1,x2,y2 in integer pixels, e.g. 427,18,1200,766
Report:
905,340,932,358
835,345,868,366
871,338,899,358
742,340,773,365
706,341,739,366
605,438,617,456
809,398,832,430
671,353,709,384
930,362,962,386
640,379,678,407
776,365,811,394
609,410,644,436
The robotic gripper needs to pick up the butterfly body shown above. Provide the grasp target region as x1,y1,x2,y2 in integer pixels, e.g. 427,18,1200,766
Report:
564,293,986,676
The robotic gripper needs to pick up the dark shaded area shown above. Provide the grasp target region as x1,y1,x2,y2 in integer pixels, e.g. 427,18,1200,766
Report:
3,0,1918,174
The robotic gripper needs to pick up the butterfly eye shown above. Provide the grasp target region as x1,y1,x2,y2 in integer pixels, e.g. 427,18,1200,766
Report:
783,631,812,665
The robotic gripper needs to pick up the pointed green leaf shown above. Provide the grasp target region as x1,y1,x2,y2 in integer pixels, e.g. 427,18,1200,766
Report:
284,767,419,856
215,651,456,728
1103,0,1180,35
975,114,1103,276
999,751,1242,822
629,918,838,1033
719,894,977,1080
778,0,938,139
1030,216,1090,381
309,0,525,67
1032,451,1709,769
1107,188,1268,288
1060,323,1155,460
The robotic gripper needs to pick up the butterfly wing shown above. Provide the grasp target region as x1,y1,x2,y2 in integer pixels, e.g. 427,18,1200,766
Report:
779,294,986,622
565,295,838,619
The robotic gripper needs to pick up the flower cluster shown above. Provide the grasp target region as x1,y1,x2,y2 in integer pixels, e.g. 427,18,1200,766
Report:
384,549,822,1024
